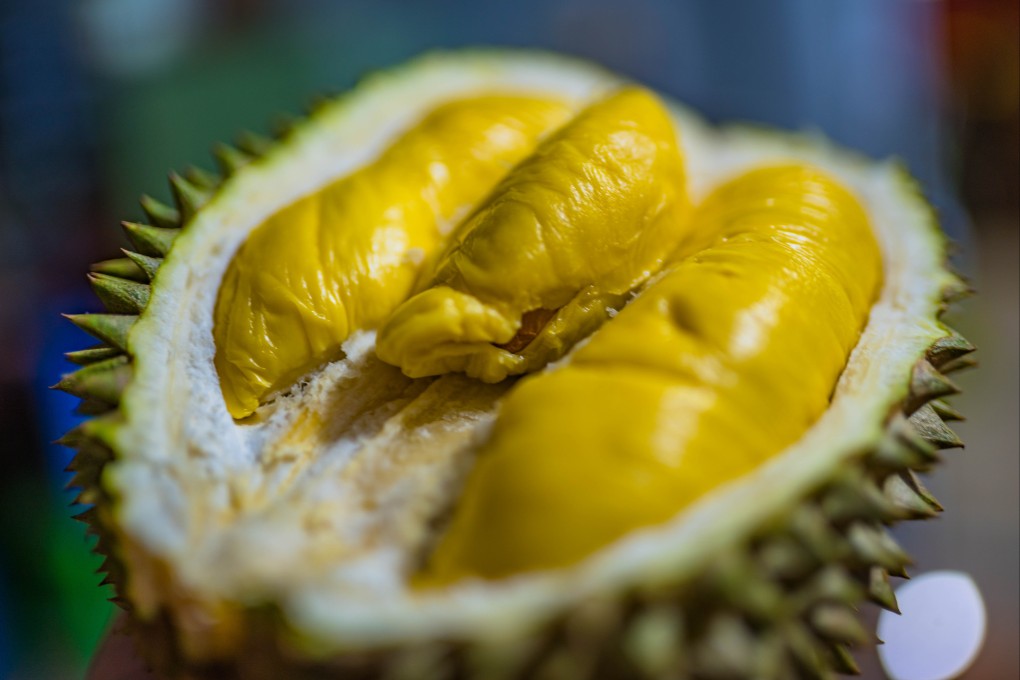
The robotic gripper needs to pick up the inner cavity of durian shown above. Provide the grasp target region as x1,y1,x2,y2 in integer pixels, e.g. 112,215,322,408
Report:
205,86,877,595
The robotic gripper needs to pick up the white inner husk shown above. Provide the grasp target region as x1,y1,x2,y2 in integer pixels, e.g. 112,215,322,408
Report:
107,51,953,654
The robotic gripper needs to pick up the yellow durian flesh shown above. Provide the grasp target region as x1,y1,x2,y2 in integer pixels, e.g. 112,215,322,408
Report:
376,86,691,382
213,95,573,419
420,164,882,583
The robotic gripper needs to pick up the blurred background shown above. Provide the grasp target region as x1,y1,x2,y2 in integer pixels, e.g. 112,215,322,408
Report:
0,0,1015,678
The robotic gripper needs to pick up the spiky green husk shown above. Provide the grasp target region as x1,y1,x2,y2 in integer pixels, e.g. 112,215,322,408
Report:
56,55,973,680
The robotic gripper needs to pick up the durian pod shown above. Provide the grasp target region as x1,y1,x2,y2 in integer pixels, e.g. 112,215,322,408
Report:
56,51,974,680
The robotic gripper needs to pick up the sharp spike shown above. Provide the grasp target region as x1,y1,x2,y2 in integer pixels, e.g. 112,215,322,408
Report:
184,165,220,191
809,604,868,645
938,355,979,375
236,130,274,157
271,113,300,139
866,567,900,613
800,566,863,608
757,536,816,581
782,622,832,680
121,250,162,281
930,398,965,422
789,506,848,563
75,398,116,416
826,643,861,675
90,257,146,282
121,221,179,257
64,313,136,351
53,356,132,404
623,605,685,677
168,171,211,223
213,142,253,175
940,276,974,304
710,551,786,621
908,404,964,449
847,523,911,576
139,194,181,229
72,506,98,525
88,273,150,314
693,614,757,679
906,359,960,414
926,332,975,368
65,345,122,366
882,472,940,519
307,93,333,115
821,468,897,524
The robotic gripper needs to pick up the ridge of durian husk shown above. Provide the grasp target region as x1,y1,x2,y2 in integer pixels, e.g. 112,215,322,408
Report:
55,49,975,679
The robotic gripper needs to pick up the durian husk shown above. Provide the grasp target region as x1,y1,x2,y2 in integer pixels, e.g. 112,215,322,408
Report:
57,50,974,680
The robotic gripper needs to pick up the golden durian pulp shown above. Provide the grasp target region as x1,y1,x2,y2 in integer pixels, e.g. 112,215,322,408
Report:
59,50,971,679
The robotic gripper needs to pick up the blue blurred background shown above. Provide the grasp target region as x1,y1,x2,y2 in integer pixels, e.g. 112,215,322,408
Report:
0,1,1016,678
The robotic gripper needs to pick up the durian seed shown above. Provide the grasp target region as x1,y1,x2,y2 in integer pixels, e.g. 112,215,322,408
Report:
64,313,136,351
926,333,975,368
121,250,162,282
930,398,965,422
906,359,960,414
213,143,253,176
847,523,911,576
121,221,179,258
90,257,147,282
184,165,221,191
809,604,869,645
54,355,131,404
867,567,900,613
168,172,211,223
882,472,941,519
139,194,181,229
825,642,861,675
236,130,274,157
88,273,150,314
65,345,122,366
908,404,963,449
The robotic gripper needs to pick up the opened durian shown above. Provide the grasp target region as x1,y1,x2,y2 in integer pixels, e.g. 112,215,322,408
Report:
59,50,974,679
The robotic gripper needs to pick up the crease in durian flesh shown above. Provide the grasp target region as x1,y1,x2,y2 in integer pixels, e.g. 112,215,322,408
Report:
209,86,881,592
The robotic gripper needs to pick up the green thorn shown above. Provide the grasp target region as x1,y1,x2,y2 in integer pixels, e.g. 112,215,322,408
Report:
801,566,863,609
826,643,861,676
139,194,181,229
847,523,911,576
882,472,940,519
53,356,131,404
122,221,179,257
938,355,979,375
693,614,757,679
213,142,253,175
940,276,974,304
906,359,960,414
821,468,897,524
75,398,115,416
789,506,847,563
88,272,150,314
168,171,211,223
712,551,786,621
623,605,685,677
930,399,965,422
90,257,146,282
236,130,274,157
272,113,301,139
809,604,868,645
867,567,899,613
757,536,816,581
782,622,833,680
184,165,220,191
121,250,162,281
908,404,964,449
927,332,975,368
64,313,136,351
65,345,122,366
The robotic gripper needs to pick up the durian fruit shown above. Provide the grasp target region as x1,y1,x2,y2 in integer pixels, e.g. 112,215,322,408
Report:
58,50,974,679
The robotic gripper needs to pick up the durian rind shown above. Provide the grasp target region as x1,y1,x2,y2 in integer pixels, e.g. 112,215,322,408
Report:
57,49,971,679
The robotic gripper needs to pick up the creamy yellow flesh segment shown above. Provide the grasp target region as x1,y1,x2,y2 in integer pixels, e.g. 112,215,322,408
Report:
421,165,882,583
376,87,690,382
214,96,573,418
